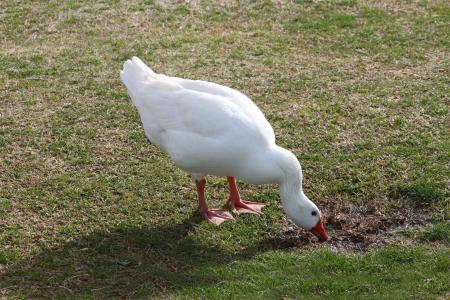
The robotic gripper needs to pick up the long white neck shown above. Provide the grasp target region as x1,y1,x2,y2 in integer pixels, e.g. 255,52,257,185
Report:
272,146,302,187
271,146,310,213
268,146,320,230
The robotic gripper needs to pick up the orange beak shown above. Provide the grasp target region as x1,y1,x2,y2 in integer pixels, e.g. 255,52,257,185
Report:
310,217,328,242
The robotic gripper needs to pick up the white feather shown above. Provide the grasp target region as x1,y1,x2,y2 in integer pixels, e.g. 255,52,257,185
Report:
120,57,276,181
120,57,325,232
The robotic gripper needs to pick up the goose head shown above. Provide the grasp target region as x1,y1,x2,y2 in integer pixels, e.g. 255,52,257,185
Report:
281,189,328,241
274,146,328,242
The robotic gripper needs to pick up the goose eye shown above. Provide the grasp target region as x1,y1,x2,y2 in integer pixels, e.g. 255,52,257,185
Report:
311,211,317,216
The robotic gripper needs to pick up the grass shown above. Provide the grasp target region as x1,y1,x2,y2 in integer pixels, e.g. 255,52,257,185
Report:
1,0,449,298
390,180,446,207
419,223,450,244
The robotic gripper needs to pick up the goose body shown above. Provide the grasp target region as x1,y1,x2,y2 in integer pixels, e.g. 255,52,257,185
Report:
120,57,328,241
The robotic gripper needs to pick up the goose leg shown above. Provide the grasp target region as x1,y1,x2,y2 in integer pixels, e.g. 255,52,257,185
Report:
227,177,266,215
196,178,234,225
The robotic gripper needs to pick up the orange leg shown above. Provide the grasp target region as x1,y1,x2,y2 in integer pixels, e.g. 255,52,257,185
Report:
196,178,234,225
227,176,266,215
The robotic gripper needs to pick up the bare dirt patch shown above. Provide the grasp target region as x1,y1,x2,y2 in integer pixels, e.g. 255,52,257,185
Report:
267,201,429,252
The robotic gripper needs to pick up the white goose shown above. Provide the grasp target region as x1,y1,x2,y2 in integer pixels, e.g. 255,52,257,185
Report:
120,57,328,241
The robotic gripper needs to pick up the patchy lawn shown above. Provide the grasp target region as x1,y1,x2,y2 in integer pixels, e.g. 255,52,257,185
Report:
0,0,449,298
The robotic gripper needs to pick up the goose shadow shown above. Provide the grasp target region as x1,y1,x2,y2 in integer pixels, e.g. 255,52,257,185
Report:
0,213,312,298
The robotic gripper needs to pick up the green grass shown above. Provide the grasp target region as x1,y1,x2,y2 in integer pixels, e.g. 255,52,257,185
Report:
1,0,449,298
401,220,450,246
390,180,447,207
419,223,450,244
2,230,449,299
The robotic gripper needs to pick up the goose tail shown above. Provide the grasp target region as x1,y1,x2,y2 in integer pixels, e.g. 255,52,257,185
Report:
120,56,156,99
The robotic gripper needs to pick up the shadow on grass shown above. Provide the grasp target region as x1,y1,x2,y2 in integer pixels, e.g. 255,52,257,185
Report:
0,213,308,298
